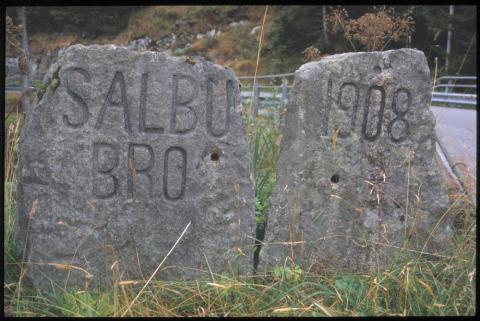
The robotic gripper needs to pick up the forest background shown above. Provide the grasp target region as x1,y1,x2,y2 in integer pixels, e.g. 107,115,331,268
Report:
5,5,477,78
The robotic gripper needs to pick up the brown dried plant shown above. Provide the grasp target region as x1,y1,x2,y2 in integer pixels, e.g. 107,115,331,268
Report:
6,16,21,56
327,6,415,52
19,51,30,75
302,46,323,62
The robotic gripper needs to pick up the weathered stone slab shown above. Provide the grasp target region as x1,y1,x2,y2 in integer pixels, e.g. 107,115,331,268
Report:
15,45,255,290
262,49,451,272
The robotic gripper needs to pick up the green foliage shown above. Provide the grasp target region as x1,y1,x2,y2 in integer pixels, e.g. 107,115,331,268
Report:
242,98,282,266
36,67,61,101
265,6,323,55
173,47,188,56
53,291,114,317
412,5,476,74
22,7,137,37
273,265,304,283
334,275,367,308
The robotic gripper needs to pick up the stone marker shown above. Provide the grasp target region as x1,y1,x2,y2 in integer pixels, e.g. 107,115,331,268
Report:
262,49,451,272
15,45,255,290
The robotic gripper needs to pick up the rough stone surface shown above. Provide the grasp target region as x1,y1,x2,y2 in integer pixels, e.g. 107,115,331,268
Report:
15,44,255,290
262,49,452,272
229,20,250,28
125,36,153,51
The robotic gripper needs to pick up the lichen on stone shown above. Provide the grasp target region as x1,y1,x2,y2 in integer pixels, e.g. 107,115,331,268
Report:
36,66,61,101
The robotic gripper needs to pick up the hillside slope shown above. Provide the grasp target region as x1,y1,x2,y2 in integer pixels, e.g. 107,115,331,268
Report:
23,6,285,77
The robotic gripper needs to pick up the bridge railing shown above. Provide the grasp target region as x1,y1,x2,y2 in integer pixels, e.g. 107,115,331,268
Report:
238,73,295,117
5,75,38,92
432,76,477,108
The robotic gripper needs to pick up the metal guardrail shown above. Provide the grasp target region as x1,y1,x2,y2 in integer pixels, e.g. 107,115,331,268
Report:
6,74,44,92
435,76,477,81
239,73,295,117
432,76,477,108
238,72,295,80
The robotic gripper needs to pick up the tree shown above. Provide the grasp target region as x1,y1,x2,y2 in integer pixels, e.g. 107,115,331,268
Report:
6,15,21,57
322,6,329,47
412,5,476,75
264,6,323,54
24,7,136,38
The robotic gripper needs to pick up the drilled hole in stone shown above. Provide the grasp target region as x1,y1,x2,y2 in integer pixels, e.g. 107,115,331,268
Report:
374,66,381,74
331,174,339,183
399,215,405,222
211,152,220,161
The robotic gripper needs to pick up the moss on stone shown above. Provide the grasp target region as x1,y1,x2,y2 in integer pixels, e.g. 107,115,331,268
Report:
36,66,61,101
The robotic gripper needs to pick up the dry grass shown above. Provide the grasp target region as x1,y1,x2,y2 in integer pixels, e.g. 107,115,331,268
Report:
26,6,272,77
230,60,257,75
112,6,246,45
5,93,22,115
115,7,176,41
4,112,24,240
29,33,81,54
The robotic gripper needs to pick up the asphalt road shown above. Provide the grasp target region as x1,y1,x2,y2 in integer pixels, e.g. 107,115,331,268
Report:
431,106,476,177
431,106,476,203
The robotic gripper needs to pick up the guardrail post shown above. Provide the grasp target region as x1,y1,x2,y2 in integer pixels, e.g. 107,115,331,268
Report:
253,79,259,118
445,78,453,107
281,77,288,104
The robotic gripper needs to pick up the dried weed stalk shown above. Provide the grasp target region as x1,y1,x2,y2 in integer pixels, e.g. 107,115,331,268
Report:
327,6,415,52
302,46,323,62
6,16,21,55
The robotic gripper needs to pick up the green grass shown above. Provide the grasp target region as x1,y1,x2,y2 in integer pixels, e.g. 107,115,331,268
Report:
5,92,21,115
3,101,476,316
242,98,283,269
